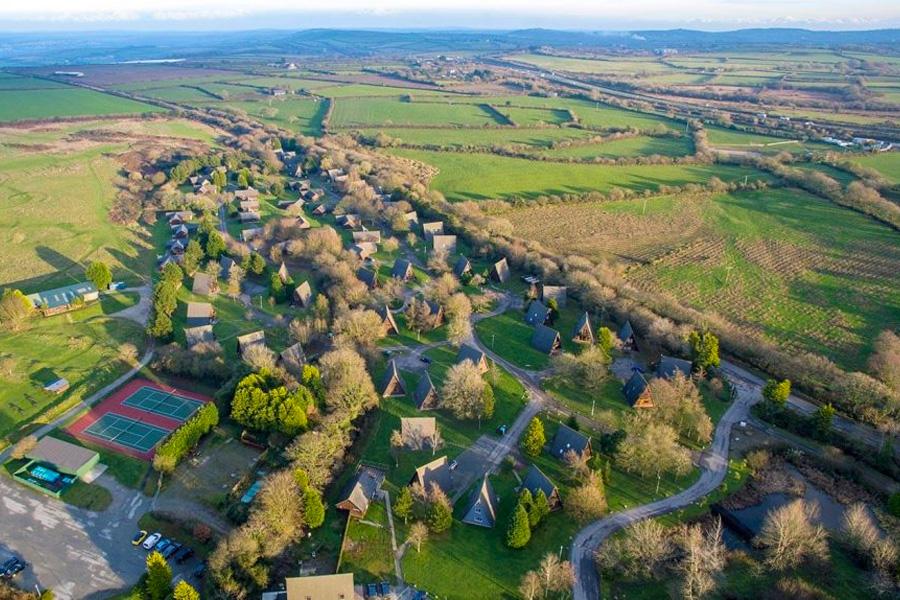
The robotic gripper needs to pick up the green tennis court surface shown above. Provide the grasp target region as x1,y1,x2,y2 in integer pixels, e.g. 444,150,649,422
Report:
83,413,170,452
121,386,205,421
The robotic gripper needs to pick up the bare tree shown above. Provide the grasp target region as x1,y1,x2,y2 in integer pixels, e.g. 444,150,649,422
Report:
756,499,829,570
596,518,673,579
565,471,607,523
617,418,692,479
389,430,403,467
9,435,37,460
564,449,591,480
408,521,429,553
440,361,487,422
518,570,542,600
678,519,726,600
842,503,879,560
243,344,277,371
869,330,900,390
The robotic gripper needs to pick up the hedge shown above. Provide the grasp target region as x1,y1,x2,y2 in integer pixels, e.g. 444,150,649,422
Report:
153,403,219,473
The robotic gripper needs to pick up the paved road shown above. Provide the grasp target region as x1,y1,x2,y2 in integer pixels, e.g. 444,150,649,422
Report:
0,349,155,464
570,372,761,600
0,472,201,599
107,286,152,326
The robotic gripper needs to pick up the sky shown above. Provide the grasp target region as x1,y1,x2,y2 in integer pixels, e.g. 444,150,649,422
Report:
0,0,897,31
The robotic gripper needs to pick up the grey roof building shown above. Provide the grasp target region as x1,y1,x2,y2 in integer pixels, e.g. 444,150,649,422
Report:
656,355,693,380
623,371,654,408
525,300,551,326
520,464,561,509
462,475,499,528
531,324,562,355
456,343,488,373
549,424,592,460
413,373,439,410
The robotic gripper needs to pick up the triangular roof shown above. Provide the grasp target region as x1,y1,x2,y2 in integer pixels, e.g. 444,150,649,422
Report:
185,301,214,327
191,272,216,296
337,467,384,519
422,221,444,238
184,324,215,348
380,360,406,397
656,355,693,380
413,372,439,410
431,234,457,254
279,342,306,367
391,259,413,280
357,268,378,289
462,475,499,528
293,281,313,307
572,312,594,344
623,371,653,408
549,424,591,459
277,261,290,283
285,574,355,600
411,455,452,495
352,230,381,244
236,330,266,355
521,464,559,508
619,320,635,343
490,258,510,283
456,343,488,372
453,255,472,278
377,305,400,336
401,417,437,446
531,324,562,355
525,300,550,325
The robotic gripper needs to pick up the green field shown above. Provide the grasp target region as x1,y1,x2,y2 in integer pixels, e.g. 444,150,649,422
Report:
213,96,328,136
358,126,598,148
0,87,163,122
538,135,692,159
854,152,900,184
331,97,502,127
391,148,770,200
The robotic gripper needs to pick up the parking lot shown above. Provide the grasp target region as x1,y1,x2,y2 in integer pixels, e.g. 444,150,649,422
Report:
0,474,197,598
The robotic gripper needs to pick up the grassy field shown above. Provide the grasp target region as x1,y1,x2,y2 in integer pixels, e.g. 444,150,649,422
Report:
331,97,503,127
0,87,163,122
854,152,900,184
359,126,598,148
213,97,327,136
391,148,770,200
0,120,213,289
538,135,693,159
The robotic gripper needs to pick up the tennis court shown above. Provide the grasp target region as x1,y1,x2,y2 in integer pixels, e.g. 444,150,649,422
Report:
121,386,205,421
82,413,170,453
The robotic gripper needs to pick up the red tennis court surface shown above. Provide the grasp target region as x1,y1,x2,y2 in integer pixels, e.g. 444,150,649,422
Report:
67,378,212,460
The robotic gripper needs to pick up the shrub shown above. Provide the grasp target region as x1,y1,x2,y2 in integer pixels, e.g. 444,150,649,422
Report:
153,403,219,473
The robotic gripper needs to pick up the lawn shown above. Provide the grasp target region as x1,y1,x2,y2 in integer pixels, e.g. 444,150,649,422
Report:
854,152,900,184
214,96,328,136
331,97,503,128
338,501,395,582
392,148,770,200
0,88,163,122
358,126,598,148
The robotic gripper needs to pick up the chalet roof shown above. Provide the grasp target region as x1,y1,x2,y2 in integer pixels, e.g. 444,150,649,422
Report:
404,210,419,224
236,330,266,354
456,343,487,370
351,242,377,260
238,212,261,223
234,188,260,200
185,301,214,327
352,230,381,244
356,268,378,289
619,320,635,342
401,417,437,445
279,342,306,366
525,300,550,325
391,259,413,280
311,203,327,215
549,424,591,458
411,455,452,495
521,464,558,502
338,468,384,517
491,258,510,283
431,234,457,254
238,199,260,211
27,436,98,476
656,355,693,380
572,312,594,344
531,324,562,355
184,324,215,348
240,228,263,243
192,272,215,296
425,300,443,319
377,305,400,335
453,255,472,278
293,281,312,306
462,475,499,528
277,262,290,283
623,371,650,407
284,573,354,600
422,221,444,238
336,213,360,229
542,285,567,307
219,256,237,278
380,360,406,397
413,372,438,410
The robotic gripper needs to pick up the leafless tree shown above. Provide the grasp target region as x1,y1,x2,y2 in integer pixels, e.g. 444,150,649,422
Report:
408,521,429,553
678,519,726,600
756,499,829,570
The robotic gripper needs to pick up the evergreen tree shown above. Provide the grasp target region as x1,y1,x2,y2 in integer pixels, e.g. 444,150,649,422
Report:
394,486,414,524
520,417,546,457
762,379,791,408
597,326,615,357
546,298,559,325
85,261,112,291
688,330,720,370
172,581,200,600
205,231,226,259
249,253,266,275
531,489,551,528
147,311,173,339
160,262,183,287
304,487,325,528
814,403,835,438
145,551,172,600
211,170,227,191
428,495,453,533
237,170,249,189
506,502,531,549
182,240,204,275
270,272,285,302
481,383,495,421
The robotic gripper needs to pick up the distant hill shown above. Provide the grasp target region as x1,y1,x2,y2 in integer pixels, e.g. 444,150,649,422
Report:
1,27,898,66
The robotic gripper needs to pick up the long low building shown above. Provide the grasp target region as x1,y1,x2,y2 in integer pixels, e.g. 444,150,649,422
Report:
26,282,99,316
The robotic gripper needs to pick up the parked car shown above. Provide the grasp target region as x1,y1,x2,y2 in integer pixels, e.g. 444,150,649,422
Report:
173,546,194,564
380,581,392,596
496,424,508,435
0,557,25,580
420,356,431,364
449,460,459,471
162,542,181,559
131,530,148,546
153,538,171,553
191,564,206,579
366,583,378,598
141,532,162,551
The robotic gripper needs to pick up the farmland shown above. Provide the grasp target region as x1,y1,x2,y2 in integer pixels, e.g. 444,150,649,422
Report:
0,79,163,122
390,148,770,200
331,97,503,127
